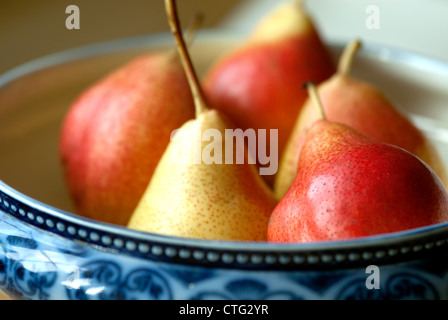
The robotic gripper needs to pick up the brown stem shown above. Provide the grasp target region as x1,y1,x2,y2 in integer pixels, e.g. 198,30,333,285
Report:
337,39,362,76
304,82,326,120
165,0,208,116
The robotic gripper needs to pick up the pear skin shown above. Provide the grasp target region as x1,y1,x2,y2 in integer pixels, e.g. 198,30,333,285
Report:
60,52,195,225
274,40,448,199
202,0,335,185
268,120,448,243
127,109,277,241
127,0,278,241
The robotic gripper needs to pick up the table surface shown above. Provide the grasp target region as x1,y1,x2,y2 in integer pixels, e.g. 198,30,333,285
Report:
0,0,245,75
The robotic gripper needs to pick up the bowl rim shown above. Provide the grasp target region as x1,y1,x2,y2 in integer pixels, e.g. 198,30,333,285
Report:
1,29,448,270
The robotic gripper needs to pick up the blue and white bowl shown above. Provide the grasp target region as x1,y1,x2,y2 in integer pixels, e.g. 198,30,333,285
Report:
1,31,448,300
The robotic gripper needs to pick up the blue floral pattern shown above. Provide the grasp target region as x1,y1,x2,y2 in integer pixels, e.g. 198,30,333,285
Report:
1,200,448,300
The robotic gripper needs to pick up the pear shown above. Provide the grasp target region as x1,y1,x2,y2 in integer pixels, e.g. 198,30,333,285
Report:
58,15,207,225
267,84,448,243
202,0,335,185
274,39,448,199
127,0,278,241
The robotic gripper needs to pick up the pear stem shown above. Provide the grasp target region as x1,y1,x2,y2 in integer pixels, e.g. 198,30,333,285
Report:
304,82,326,121
337,39,362,76
165,0,208,116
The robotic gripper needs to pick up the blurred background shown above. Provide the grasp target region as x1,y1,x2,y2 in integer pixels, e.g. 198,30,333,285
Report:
0,0,244,75
1,0,448,76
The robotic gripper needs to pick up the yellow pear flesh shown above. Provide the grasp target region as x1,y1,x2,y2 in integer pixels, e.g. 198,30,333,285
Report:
127,109,278,241
248,0,313,45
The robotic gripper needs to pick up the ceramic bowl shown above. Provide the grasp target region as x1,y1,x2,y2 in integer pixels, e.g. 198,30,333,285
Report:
1,30,448,300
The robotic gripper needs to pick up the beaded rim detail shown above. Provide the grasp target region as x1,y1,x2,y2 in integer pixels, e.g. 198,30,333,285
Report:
1,181,448,271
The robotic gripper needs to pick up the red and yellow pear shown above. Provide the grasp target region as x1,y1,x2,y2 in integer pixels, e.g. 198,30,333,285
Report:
274,39,448,199
268,84,448,243
58,17,207,225
127,0,277,241
202,0,335,185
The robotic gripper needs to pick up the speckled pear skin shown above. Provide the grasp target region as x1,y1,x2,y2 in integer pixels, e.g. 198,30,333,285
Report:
127,109,278,241
60,52,195,226
274,74,448,200
268,120,448,243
